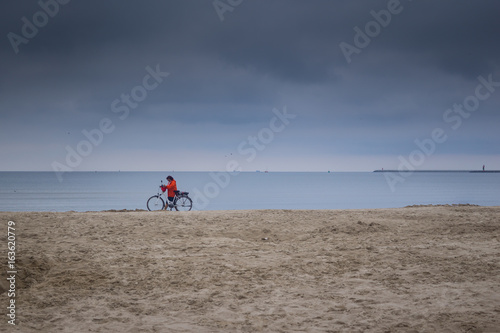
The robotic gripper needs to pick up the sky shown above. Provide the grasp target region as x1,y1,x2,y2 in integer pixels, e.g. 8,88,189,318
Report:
1,0,499,172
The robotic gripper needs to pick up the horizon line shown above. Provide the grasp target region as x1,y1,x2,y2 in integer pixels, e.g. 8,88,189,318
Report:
0,170,360,173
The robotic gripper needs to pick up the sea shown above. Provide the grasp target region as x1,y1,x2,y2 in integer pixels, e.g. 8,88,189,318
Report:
0,171,499,212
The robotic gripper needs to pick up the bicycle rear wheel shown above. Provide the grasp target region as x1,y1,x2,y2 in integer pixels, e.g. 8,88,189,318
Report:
174,196,192,211
147,195,165,211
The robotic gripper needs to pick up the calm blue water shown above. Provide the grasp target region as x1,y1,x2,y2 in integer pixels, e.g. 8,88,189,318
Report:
0,171,499,212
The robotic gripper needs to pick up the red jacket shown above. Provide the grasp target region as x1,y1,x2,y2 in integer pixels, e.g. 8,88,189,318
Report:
166,180,177,197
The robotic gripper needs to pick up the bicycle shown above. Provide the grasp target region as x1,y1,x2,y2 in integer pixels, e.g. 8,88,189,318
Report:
146,180,193,211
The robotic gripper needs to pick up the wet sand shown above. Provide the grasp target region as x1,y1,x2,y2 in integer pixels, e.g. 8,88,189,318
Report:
1,206,499,332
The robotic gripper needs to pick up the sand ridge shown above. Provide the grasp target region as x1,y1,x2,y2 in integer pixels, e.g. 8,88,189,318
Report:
1,206,499,332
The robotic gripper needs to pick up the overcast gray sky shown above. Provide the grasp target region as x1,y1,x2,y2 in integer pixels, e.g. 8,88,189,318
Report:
1,0,499,172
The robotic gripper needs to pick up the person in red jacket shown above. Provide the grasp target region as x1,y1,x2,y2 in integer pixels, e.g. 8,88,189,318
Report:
163,175,177,209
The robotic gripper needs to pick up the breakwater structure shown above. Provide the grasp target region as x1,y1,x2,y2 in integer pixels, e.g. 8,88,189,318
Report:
373,170,500,173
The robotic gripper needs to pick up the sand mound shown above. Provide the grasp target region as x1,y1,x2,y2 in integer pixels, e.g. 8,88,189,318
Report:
1,206,499,332
16,255,52,289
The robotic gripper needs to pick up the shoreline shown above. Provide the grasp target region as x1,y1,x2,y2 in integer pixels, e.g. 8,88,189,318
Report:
0,203,488,214
1,206,499,332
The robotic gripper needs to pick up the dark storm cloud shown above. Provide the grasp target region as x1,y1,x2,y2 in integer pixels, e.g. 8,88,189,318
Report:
1,0,499,171
363,0,500,78
3,1,499,97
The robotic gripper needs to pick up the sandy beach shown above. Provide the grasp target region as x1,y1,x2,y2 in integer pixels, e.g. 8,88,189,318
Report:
1,206,499,332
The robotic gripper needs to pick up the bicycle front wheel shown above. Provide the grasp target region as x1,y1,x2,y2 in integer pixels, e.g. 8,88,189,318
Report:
147,195,165,211
174,196,192,211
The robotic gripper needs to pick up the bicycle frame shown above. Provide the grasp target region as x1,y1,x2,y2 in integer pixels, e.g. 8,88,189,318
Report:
159,187,176,205
147,180,192,211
